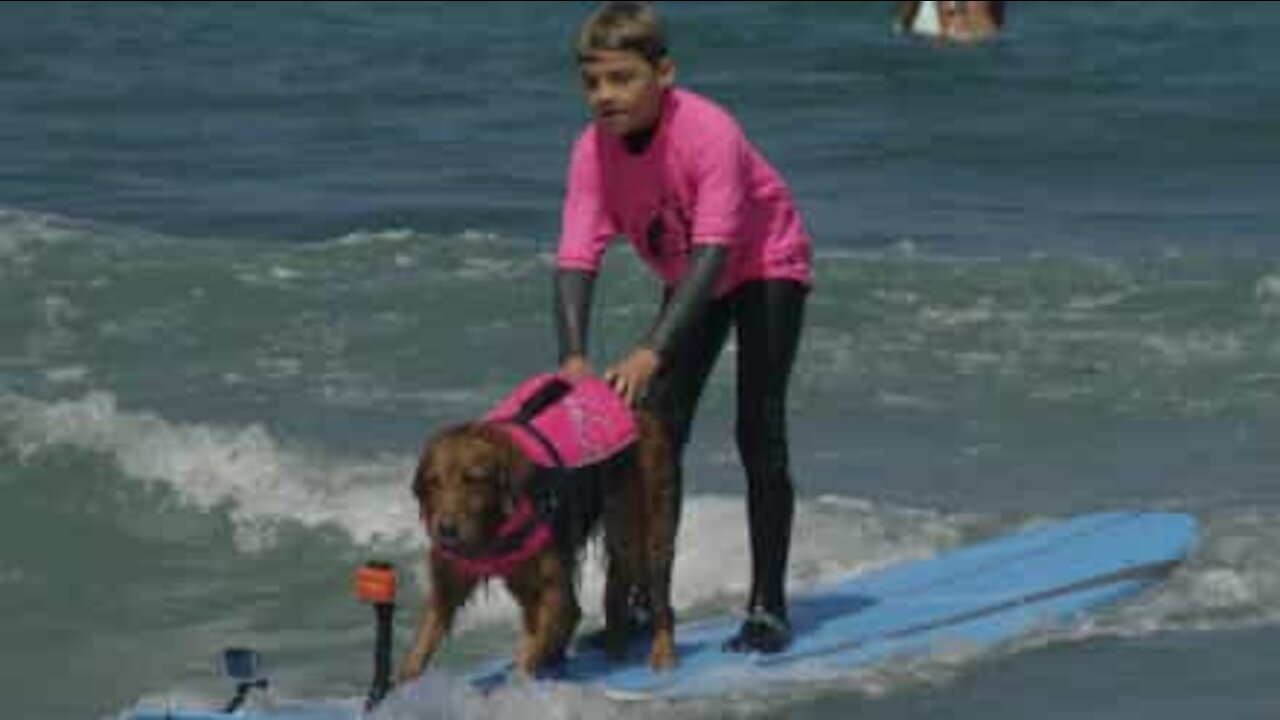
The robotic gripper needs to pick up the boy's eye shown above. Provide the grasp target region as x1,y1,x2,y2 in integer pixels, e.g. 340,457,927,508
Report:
581,67,643,93
607,70,636,85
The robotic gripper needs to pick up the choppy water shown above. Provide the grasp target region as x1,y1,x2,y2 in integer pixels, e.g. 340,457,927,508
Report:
2,3,1278,719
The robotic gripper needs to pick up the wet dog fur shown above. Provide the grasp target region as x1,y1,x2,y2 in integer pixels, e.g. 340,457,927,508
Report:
398,410,679,680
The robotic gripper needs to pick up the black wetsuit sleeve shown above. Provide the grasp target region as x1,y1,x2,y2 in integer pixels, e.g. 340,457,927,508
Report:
553,269,596,362
645,244,727,361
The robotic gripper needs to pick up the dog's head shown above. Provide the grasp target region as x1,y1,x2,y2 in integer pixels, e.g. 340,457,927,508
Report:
412,422,533,554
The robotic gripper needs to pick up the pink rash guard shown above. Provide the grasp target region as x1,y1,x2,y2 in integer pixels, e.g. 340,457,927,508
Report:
556,88,812,297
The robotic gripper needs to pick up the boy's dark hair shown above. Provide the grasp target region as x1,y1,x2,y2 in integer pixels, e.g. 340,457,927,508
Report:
576,2,668,64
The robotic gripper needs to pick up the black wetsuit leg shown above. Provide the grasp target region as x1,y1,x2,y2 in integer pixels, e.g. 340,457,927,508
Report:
731,280,807,622
649,279,807,611
646,289,735,460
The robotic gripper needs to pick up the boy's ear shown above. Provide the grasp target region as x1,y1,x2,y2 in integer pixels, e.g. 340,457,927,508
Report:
657,58,676,88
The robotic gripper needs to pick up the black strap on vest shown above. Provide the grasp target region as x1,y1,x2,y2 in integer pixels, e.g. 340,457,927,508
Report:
505,377,571,468
491,376,575,523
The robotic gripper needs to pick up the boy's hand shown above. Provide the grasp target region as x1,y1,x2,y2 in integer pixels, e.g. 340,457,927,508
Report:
560,354,593,379
604,346,661,407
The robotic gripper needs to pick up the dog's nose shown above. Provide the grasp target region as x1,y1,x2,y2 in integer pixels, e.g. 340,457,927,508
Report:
437,520,460,546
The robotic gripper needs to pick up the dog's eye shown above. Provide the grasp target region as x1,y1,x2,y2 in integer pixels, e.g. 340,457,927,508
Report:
464,467,493,484
416,472,438,496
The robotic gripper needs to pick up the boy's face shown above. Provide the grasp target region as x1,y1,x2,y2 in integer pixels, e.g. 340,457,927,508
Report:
578,49,675,137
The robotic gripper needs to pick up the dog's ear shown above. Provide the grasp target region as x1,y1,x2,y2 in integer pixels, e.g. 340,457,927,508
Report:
479,424,530,517
412,438,437,515
494,429,522,517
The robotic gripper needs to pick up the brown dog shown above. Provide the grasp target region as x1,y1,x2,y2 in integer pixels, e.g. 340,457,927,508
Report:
398,375,679,681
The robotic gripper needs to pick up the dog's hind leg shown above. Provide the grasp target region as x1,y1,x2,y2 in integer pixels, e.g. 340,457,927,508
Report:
641,415,680,671
602,520,640,659
645,529,677,670
601,451,654,660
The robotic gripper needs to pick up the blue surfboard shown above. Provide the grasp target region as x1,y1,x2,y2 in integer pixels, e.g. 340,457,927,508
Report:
125,511,1196,717
127,707,356,720
469,510,1196,700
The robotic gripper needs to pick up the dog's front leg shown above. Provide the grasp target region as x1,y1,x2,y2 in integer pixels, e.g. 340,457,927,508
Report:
399,558,475,683
508,557,579,676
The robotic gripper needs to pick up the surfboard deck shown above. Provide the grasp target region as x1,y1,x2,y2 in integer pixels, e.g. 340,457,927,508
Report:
125,510,1196,716
127,708,356,720
469,510,1195,700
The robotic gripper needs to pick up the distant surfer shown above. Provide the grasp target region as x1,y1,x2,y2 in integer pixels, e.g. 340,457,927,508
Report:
895,1,1006,43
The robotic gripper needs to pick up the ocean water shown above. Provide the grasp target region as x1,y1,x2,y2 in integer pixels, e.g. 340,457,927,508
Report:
2,2,1279,718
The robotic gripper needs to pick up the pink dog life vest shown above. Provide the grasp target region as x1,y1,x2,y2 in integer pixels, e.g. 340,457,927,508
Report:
484,373,638,470
431,373,638,579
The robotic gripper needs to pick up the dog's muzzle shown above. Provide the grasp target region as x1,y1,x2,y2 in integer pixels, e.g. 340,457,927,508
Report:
427,497,553,579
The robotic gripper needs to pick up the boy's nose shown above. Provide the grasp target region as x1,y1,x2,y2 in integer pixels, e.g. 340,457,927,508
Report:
593,83,622,105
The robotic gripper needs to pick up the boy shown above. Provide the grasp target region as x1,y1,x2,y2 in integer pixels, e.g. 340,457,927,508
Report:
553,1,812,653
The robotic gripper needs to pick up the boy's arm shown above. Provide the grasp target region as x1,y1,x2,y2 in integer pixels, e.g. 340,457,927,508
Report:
554,268,596,370
643,244,726,361
606,244,725,406
555,130,614,375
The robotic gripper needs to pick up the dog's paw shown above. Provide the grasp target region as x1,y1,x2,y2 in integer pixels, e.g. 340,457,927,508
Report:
397,660,424,685
647,633,677,672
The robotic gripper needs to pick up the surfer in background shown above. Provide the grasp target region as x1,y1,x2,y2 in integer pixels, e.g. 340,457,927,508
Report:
552,1,813,654
895,1,1006,43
